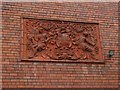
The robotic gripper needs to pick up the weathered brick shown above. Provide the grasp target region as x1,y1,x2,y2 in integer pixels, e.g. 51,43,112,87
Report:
2,2,119,89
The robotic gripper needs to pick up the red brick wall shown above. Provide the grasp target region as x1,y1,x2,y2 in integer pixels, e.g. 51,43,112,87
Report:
2,2,119,88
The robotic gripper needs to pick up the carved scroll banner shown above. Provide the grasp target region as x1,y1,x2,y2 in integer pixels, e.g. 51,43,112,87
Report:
21,18,103,63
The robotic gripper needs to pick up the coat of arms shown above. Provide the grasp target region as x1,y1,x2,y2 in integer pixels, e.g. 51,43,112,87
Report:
21,18,103,62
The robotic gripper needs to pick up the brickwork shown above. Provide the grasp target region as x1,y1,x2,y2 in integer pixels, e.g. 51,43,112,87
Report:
2,2,119,88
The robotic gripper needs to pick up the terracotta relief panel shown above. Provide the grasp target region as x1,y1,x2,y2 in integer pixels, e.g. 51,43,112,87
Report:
21,18,103,63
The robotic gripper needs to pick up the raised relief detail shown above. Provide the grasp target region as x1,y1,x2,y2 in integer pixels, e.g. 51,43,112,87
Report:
21,19,103,62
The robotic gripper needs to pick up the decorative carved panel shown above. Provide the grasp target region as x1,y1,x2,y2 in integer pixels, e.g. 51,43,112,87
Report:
21,18,103,63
